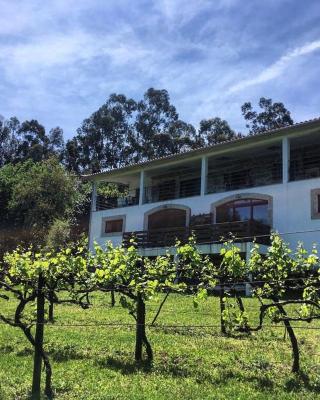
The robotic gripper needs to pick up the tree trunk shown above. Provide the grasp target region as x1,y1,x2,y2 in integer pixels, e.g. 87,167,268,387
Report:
42,350,53,398
110,290,115,307
276,303,300,373
219,280,226,334
135,294,152,361
135,293,144,361
31,274,45,400
151,292,170,326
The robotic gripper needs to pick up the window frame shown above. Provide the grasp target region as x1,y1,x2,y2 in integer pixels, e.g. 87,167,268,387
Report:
311,189,320,219
101,215,126,237
216,198,269,224
211,193,273,226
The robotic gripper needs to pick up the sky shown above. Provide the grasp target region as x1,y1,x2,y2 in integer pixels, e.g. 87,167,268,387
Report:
0,0,320,139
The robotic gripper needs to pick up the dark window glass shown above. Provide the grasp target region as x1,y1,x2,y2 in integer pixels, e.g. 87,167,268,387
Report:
105,219,123,233
216,199,269,224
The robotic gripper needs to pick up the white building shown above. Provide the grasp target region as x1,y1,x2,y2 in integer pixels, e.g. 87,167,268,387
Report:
85,118,320,259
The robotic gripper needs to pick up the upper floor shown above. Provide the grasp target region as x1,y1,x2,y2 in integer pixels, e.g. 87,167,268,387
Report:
86,118,320,212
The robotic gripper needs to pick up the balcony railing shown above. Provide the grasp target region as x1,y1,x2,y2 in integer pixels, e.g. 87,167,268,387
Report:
96,189,139,210
290,144,320,181
144,178,201,203
123,220,271,248
207,165,282,194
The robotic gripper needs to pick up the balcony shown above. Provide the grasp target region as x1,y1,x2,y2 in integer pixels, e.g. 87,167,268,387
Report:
144,177,200,203
289,133,320,181
123,219,271,248
207,142,282,194
96,188,139,210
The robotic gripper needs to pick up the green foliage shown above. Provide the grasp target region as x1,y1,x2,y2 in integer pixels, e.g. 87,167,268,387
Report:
0,158,88,248
219,241,247,280
46,219,71,251
196,117,242,147
0,241,93,397
249,233,320,309
92,241,185,302
241,97,294,134
0,117,64,167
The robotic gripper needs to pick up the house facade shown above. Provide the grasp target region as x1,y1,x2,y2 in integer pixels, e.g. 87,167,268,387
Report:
85,118,320,259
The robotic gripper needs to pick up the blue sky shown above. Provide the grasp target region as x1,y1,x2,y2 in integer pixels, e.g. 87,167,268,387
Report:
0,0,320,139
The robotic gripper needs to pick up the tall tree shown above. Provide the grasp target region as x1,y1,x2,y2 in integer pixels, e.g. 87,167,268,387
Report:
195,117,241,147
66,89,196,173
48,127,64,158
67,94,137,173
0,117,20,166
16,119,49,162
241,97,294,134
64,138,81,174
135,88,195,160
0,117,65,165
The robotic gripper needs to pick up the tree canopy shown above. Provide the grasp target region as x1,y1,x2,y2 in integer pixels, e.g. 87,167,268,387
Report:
241,97,294,134
0,158,88,253
1,90,295,174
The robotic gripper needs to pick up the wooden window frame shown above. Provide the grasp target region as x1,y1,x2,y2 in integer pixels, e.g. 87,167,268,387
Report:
211,193,273,226
311,189,320,219
101,215,126,237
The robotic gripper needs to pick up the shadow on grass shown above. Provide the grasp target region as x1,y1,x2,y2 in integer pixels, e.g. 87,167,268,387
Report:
99,356,153,374
96,351,320,393
285,371,320,393
15,344,87,362
0,344,14,354
96,352,275,390
48,344,88,362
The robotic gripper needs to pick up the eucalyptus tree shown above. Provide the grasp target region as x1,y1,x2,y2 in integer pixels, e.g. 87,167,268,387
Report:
241,97,294,134
195,117,241,148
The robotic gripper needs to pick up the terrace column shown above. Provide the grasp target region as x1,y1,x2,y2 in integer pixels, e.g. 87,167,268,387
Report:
139,170,145,205
200,155,208,196
282,137,290,183
91,181,97,212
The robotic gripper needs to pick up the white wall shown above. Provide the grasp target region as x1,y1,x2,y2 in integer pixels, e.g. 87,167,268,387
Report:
89,177,320,252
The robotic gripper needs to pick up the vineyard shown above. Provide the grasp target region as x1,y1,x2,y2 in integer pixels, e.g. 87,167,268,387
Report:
0,235,320,399
0,294,320,400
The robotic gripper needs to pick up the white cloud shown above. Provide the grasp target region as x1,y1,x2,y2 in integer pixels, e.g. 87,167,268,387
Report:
228,39,320,93
155,0,238,27
0,0,319,137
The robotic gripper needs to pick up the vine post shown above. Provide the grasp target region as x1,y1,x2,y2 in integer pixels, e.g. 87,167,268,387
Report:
135,292,146,361
31,273,45,400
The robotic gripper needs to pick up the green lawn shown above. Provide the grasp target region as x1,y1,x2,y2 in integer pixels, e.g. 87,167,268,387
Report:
0,293,320,399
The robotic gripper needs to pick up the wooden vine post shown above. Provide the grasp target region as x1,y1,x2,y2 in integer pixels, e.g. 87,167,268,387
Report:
135,292,145,361
31,274,45,400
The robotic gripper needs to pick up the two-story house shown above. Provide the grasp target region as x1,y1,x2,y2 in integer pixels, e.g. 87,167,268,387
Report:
84,118,320,265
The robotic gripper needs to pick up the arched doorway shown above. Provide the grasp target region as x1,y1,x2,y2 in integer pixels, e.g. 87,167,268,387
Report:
143,205,191,247
145,205,190,230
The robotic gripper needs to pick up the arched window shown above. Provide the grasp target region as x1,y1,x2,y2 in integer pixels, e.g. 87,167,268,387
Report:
216,198,269,224
146,207,189,230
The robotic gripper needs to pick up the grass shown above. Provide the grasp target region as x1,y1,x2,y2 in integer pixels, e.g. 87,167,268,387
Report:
0,293,320,399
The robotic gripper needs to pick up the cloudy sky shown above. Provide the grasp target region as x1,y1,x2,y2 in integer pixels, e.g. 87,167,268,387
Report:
0,0,319,138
